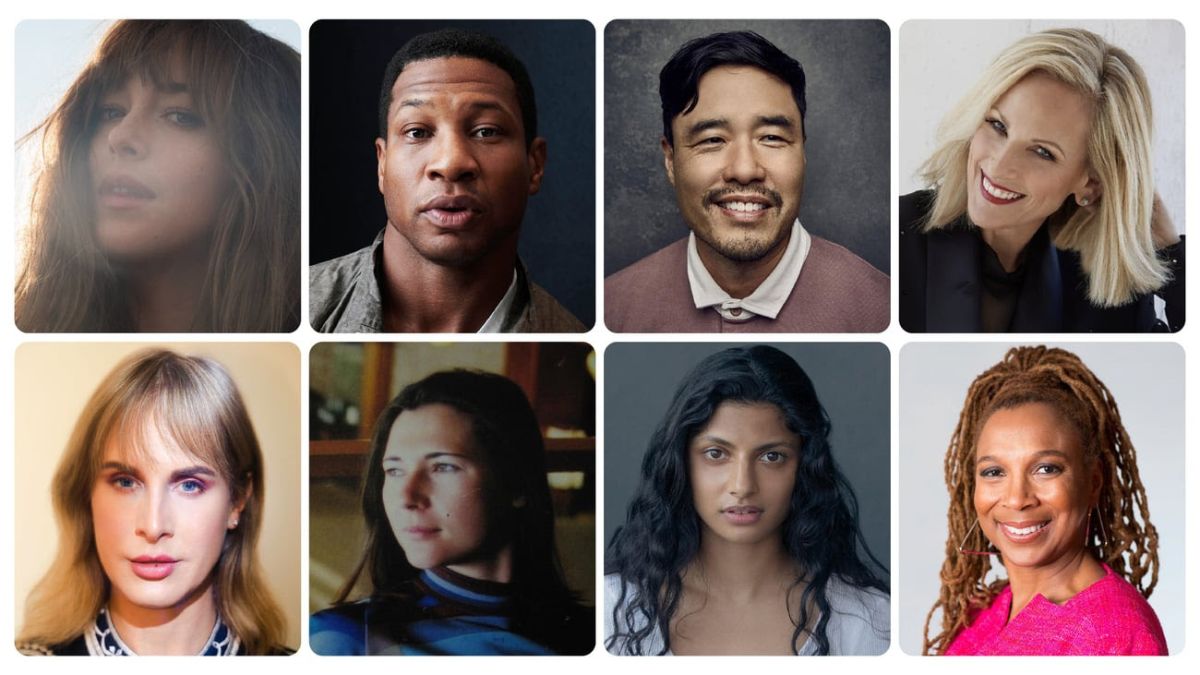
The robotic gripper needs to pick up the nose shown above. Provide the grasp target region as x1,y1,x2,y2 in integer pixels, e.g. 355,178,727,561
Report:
728,457,759,499
986,139,1023,183
426,132,480,182
104,111,149,160
402,469,430,509
135,489,173,542
1002,474,1037,511
721,139,766,185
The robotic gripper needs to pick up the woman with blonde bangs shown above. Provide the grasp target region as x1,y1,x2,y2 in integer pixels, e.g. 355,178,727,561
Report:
17,350,289,655
15,20,300,332
924,346,1164,655
900,28,1183,332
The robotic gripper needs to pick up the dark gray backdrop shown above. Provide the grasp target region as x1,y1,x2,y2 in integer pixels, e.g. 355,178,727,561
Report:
309,20,595,327
604,20,890,277
603,342,891,572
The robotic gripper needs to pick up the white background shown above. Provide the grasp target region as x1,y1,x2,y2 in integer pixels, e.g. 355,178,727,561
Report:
3,0,1197,674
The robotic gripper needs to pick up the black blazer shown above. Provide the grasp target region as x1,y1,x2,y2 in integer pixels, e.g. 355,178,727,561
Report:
899,191,1184,333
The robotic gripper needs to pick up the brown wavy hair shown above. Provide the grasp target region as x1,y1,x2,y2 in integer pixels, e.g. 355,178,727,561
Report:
15,20,299,332
922,346,1158,654
17,349,288,654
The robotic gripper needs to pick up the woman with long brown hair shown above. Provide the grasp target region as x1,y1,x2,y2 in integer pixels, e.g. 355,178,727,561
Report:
16,20,299,332
924,346,1164,655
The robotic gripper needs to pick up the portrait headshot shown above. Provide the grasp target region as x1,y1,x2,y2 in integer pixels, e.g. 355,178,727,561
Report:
309,20,595,333
14,342,301,655
14,20,301,333
899,21,1185,333
604,21,890,333
899,343,1184,655
309,342,595,654
604,343,890,655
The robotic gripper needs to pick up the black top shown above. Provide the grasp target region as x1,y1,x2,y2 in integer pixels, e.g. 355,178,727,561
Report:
899,190,1185,333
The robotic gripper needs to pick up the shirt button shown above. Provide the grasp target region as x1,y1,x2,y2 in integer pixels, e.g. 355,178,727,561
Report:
729,308,742,317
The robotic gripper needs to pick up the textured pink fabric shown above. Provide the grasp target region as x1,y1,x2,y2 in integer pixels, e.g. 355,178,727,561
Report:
604,236,889,333
945,564,1167,655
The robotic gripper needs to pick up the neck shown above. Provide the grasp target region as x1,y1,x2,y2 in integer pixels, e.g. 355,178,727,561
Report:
696,229,790,299
1004,547,1105,620
685,530,796,603
107,582,218,655
979,221,1041,273
124,253,209,332
447,543,515,584
379,224,516,332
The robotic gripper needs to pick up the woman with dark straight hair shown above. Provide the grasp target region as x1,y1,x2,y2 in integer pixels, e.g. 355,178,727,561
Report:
311,370,591,655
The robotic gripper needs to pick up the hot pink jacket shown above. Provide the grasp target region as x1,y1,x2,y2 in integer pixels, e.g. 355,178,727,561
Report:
946,565,1167,655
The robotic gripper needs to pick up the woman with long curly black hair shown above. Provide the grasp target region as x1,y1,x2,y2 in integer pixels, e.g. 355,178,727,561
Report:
605,345,889,655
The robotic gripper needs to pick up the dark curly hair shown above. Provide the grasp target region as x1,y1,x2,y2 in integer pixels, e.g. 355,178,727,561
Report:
606,345,887,655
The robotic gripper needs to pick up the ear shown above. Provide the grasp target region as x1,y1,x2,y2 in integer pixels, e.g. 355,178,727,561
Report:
229,477,253,530
375,137,388,196
661,136,676,187
1075,174,1103,207
527,137,547,196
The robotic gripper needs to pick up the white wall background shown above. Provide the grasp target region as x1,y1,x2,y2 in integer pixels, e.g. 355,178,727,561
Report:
898,342,1185,654
899,20,1185,233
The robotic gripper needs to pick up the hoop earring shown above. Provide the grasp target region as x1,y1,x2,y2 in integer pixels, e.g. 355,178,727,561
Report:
957,518,998,556
1087,507,1109,548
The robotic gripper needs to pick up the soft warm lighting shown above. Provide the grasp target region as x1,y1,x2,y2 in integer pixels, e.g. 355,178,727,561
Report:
548,472,585,490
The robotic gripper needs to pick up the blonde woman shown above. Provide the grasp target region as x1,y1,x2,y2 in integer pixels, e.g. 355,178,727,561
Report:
15,21,299,332
900,28,1183,332
17,350,289,655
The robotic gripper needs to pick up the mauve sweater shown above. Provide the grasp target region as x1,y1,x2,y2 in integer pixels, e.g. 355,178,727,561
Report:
945,564,1167,655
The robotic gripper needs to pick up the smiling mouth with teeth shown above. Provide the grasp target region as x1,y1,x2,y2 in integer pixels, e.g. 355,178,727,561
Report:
981,173,1025,202
1000,521,1049,537
720,201,769,213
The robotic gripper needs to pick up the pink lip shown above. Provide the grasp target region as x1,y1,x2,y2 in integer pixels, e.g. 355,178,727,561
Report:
129,556,178,581
420,194,484,229
721,506,763,525
97,174,157,209
404,526,441,540
979,171,1025,205
996,519,1051,544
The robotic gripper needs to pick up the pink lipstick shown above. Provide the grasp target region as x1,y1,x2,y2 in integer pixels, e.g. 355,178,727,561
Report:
130,555,177,581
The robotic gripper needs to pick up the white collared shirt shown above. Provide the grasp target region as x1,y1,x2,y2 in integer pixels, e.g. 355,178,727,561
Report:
687,219,811,322
476,270,519,333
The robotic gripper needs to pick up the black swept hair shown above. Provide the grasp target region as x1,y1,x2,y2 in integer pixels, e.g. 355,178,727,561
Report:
333,369,591,654
606,345,887,655
659,30,807,146
377,28,538,147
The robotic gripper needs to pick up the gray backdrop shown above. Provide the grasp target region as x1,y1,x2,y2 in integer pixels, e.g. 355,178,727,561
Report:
604,20,890,276
899,342,1185,654
603,342,891,573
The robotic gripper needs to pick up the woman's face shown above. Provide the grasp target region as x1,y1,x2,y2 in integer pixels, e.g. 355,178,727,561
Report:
381,404,507,580
89,73,227,263
973,402,1100,570
91,425,241,615
965,72,1095,234
688,401,799,546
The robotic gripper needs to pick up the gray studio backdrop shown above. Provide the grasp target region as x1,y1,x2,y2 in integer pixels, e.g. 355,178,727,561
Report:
604,20,890,277
603,342,891,571
899,342,1184,654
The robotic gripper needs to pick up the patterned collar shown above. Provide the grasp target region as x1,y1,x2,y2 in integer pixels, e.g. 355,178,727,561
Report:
85,607,241,656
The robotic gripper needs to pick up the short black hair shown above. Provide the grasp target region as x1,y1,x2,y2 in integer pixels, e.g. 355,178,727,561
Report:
659,31,806,146
378,28,538,147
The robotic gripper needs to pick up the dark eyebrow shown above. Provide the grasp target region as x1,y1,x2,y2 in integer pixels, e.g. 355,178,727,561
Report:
691,435,796,452
976,449,1069,465
684,117,730,140
170,466,218,482
756,114,796,129
99,461,140,476
382,451,474,464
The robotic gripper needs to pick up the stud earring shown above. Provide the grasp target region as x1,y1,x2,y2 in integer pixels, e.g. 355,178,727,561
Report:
1078,196,1090,206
